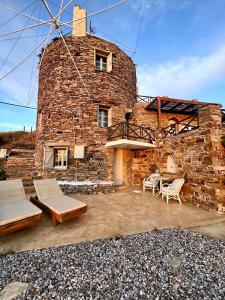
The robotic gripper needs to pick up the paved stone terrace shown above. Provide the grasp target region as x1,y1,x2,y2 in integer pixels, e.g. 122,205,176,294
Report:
1,188,225,253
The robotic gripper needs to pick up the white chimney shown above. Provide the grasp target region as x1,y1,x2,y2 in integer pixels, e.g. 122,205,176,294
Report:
72,6,87,37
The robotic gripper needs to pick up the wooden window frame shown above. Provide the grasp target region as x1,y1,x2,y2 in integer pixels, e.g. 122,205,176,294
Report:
98,107,109,128
53,147,68,170
94,48,113,73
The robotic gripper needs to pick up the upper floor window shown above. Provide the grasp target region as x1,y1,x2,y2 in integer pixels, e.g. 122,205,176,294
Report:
96,55,107,71
94,48,113,72
98,108,108,128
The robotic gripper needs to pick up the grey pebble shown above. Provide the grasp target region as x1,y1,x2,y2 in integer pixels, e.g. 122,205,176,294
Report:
1,228,225,299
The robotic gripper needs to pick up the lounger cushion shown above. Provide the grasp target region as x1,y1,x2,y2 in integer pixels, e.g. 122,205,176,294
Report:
37,196,87,215
0,200,42,226
0,179,26,204
34,179,63,200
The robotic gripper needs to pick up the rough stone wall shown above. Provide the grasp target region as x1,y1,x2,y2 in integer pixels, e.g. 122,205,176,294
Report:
131,148,157,185
35,34,136,180
60,183,115,195
0,132,35,151
0,132,36,179
4,150,37,179
132,102,189,129
128,105,225,211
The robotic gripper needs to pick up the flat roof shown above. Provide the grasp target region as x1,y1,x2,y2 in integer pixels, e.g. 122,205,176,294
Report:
143,96,220,115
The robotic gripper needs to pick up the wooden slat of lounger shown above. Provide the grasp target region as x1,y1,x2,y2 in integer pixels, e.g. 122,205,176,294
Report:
0,179,26,204
31,197,87,226
0,214,42,236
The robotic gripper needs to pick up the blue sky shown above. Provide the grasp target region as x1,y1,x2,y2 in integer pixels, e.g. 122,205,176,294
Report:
0,0,225,131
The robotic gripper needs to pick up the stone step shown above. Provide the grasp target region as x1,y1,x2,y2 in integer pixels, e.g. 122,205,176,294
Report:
4,149,36,180
7,157,34,161
23,180,34,187
6,171,36,174
10,148,35,153
7,176,33,181
24,186,35,194
22,178,35,194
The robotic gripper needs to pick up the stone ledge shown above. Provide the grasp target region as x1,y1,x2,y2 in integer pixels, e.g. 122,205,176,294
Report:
58,180,115,195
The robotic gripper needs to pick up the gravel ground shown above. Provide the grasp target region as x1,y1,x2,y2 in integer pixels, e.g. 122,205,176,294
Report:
1,228,225,299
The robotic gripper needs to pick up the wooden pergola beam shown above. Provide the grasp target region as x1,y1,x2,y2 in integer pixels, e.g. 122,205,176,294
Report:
157,97,161,128
144,96,219,110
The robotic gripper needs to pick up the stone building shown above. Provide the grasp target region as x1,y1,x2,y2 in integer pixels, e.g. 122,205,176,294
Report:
35,6,136,185
28,6,225,210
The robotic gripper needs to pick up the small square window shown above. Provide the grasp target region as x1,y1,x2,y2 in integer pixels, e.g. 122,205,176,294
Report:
94,49,113,72
96,55,107,71
98,109,108,128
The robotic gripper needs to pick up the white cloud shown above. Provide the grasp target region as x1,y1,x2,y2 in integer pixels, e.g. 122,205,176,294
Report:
137,45,225,97
130,0,190,14
130,0,166,11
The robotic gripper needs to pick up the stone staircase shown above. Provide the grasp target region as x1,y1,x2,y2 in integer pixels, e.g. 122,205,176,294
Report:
4,149,37,182
22,177,35,195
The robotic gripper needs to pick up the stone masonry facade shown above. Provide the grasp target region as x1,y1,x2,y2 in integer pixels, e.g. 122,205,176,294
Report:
3,32,221,211
35,34,136,181
129,105,225,211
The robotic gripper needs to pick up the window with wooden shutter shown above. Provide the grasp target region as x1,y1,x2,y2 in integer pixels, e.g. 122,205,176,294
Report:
93,48,96,67
43,147,54,169
107,52,113,72
43,146,69,170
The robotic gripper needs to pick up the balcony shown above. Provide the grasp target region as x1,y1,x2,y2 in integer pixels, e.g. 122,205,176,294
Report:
106,122,156,149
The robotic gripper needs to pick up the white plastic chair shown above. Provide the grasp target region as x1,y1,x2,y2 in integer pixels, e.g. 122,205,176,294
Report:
161,178,185,204
143,173,160,194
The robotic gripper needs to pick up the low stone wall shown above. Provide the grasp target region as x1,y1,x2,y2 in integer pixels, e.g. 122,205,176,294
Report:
58,181,115,195
3,150,37,179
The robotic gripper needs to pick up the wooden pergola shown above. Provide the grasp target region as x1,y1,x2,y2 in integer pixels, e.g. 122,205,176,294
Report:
143,96,219,128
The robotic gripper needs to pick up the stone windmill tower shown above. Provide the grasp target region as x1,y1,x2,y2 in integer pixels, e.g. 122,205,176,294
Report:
35,6,137,182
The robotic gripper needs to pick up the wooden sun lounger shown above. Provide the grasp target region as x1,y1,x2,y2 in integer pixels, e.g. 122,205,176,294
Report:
32,179,87,226
0,179,42,236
